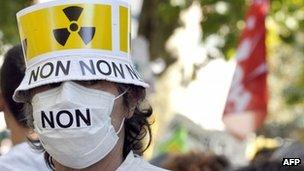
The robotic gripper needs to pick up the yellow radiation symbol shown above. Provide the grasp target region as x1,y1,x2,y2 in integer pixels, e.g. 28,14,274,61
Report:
53,6,96,46
18,3,130,61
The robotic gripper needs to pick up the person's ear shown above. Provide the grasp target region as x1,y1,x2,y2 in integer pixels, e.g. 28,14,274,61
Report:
126,105,136,118
125,89,139,119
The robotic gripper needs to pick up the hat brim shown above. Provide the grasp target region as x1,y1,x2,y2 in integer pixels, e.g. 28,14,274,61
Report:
13,52,149,102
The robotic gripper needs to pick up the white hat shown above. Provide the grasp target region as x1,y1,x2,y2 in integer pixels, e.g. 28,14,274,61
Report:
13,0,148,102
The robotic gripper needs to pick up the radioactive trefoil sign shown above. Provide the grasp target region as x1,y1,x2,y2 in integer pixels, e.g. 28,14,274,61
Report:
17,2,129,61
53,6,96,46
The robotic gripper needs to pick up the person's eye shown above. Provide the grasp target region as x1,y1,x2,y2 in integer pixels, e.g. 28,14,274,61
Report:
87,80,99,85
48,82,62,88
75,80,99,86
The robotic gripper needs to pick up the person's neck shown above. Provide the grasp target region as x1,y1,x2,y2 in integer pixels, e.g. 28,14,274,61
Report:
6,115,28,145
55,137,125,171
10,127,28,145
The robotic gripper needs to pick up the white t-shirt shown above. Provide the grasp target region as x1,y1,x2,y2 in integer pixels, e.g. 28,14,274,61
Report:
117,151,169,171
0,142,50,171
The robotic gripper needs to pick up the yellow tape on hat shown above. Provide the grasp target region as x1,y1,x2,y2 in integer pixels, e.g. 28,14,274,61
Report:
18,3,130,61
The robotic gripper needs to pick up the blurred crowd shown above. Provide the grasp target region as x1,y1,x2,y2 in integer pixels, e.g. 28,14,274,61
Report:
153,141,304,171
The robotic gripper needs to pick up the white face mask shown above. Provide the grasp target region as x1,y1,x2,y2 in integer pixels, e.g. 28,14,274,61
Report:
31,81,127,169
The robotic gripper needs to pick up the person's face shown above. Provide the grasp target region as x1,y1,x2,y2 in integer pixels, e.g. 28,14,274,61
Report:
30,80,128,133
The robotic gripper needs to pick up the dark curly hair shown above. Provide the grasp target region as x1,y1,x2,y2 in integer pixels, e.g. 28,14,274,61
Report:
25,82,153,170
0,45,27,127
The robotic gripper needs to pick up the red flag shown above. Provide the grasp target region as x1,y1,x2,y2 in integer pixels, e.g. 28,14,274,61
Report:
223,0,269,139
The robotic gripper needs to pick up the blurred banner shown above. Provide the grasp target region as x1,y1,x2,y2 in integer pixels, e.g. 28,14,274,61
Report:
223,0,269,139
156,126,188,155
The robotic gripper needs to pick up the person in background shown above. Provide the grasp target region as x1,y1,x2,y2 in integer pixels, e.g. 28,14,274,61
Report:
234,160,304,171
271,141,304,163
0,45,49,170
235,141,304,171
161,151,231,171
250,147,278,167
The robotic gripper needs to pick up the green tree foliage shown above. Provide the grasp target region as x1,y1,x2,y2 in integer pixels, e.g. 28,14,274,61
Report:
138,0,194,65
138,0,248,64
138,0,304,102
200,0,247,59
0,0,32,45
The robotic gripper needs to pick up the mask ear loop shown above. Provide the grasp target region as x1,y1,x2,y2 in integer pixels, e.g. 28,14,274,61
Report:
114,88,129,100
115,87,129,134
116,104,136,134
116,117,125,134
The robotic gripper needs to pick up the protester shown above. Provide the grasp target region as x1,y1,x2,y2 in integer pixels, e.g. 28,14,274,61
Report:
250,147,278,167
235,141,304,171
0,45,49,170
234,160,304,171
13,0,168,170
161,151,230,171
271,141,304,162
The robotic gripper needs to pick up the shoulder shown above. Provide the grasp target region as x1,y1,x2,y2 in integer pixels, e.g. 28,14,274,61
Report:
131,153,170,171
118,151,170,171
137,158,170,171
0,142,50,171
